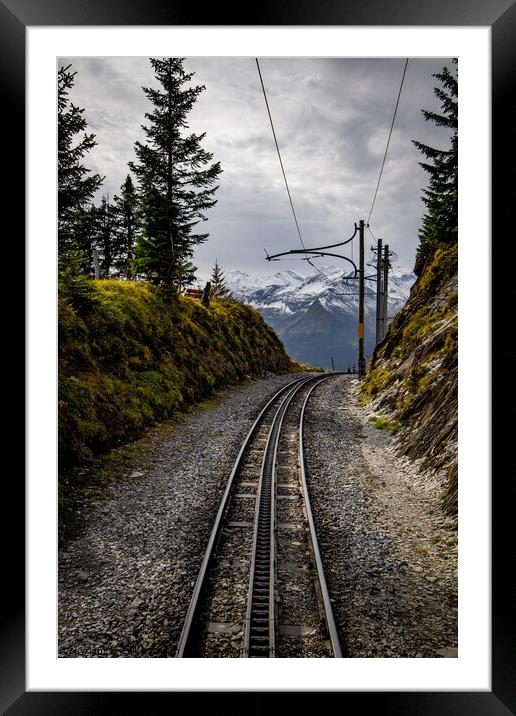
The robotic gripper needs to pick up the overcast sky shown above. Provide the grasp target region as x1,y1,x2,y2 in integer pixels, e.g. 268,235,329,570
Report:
59,56,454,277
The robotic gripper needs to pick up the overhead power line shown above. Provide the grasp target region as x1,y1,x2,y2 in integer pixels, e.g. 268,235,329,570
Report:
255,57,340,281
256,58,307,254
256,58,342,285
367,58,409,226
256,58,364,289
367,224,377,242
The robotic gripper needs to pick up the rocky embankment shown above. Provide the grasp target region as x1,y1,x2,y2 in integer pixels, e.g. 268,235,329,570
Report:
361,244,458,514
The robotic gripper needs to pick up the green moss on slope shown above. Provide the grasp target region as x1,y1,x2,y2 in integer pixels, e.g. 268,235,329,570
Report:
360,243,458,514
59,280,302,466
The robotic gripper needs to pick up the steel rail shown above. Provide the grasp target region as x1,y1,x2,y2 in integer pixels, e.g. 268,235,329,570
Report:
298,377,343,657
242,376,322,657
175,374,312,657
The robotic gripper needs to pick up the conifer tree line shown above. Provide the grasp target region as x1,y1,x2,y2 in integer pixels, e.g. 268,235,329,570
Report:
58,58,222,294
413,60,458,275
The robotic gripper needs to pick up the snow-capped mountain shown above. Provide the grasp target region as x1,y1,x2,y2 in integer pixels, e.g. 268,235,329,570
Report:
200,265,416,369
228,266,414,313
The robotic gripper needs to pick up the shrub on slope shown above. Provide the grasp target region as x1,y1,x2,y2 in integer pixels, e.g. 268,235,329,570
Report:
59,280,299,466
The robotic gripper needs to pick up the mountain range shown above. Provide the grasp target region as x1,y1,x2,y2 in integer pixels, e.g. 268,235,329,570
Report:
202,265,415,370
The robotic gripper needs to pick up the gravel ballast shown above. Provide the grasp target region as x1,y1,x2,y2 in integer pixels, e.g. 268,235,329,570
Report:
59,372,458,658
58,373,304,657
304,374,458,658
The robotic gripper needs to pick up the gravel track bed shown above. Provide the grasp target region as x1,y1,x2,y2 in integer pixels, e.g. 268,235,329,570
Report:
277,635,330,658
59,370,457,659
304,374,458,658
58,373,305,658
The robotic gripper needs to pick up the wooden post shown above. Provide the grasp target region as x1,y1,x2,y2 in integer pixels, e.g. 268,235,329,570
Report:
331,356,335,372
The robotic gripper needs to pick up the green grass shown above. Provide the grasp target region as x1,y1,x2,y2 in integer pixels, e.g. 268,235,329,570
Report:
360,367,393,402
370,416,403,433
59,279,304,467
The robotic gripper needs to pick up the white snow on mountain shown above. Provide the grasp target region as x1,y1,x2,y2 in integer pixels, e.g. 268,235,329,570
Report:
218,265,416,317
195,263,416,369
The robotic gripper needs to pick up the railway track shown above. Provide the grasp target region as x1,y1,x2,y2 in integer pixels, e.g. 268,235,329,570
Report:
176,374,342,658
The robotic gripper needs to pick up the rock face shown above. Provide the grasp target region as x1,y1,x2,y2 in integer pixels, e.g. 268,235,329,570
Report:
361,244,458,514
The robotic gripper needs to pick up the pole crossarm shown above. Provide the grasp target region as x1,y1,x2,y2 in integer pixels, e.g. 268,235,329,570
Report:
298,223,358,253
264,218,368,377
265,248,358,278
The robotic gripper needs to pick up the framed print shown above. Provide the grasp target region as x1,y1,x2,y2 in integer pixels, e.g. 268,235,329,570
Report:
5,0,513,711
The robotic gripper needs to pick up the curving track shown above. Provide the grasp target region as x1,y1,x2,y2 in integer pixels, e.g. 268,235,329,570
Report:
175,374,342,658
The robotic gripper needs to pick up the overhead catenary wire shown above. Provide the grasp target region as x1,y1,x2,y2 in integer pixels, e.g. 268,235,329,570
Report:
255,58,307,255
255,59,343,286
256,58,384,288
367,224,377,242
305,258,339,283
367,58,409,226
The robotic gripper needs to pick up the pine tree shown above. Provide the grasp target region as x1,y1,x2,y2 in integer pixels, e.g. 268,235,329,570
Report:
58,64,103,273
73,203,98,275
412,61,458,274
92,195,117,278
112,175,139,279
129,57,222,292
210,259,229,297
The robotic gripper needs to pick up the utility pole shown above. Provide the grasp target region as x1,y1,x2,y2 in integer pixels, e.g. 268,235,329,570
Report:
263,220,393,376
358,219,366,378
382,244,389,340
375,238,383,345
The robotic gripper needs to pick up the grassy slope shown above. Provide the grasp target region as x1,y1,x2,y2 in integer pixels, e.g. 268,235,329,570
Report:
360,243,458,513
59,279,303,466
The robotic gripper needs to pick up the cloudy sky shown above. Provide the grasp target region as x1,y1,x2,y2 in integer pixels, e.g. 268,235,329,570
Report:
59,56,454,277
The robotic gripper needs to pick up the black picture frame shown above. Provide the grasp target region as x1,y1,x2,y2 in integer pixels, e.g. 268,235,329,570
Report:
6,0,513,711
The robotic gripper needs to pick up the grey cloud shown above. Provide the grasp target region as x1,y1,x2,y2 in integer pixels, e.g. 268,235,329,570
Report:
59,55,454,277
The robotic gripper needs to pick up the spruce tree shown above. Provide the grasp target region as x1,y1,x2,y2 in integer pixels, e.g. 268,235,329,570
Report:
73,203,98,275
112,175,139,279
210,259,229,297
58,64,103,274
412,61,457,274
129,57,222,292
92,195,117,278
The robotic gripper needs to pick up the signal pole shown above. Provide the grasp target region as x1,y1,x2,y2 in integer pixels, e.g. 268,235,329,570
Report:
375,238,383,345
382,244,389,340
358,219,366,378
